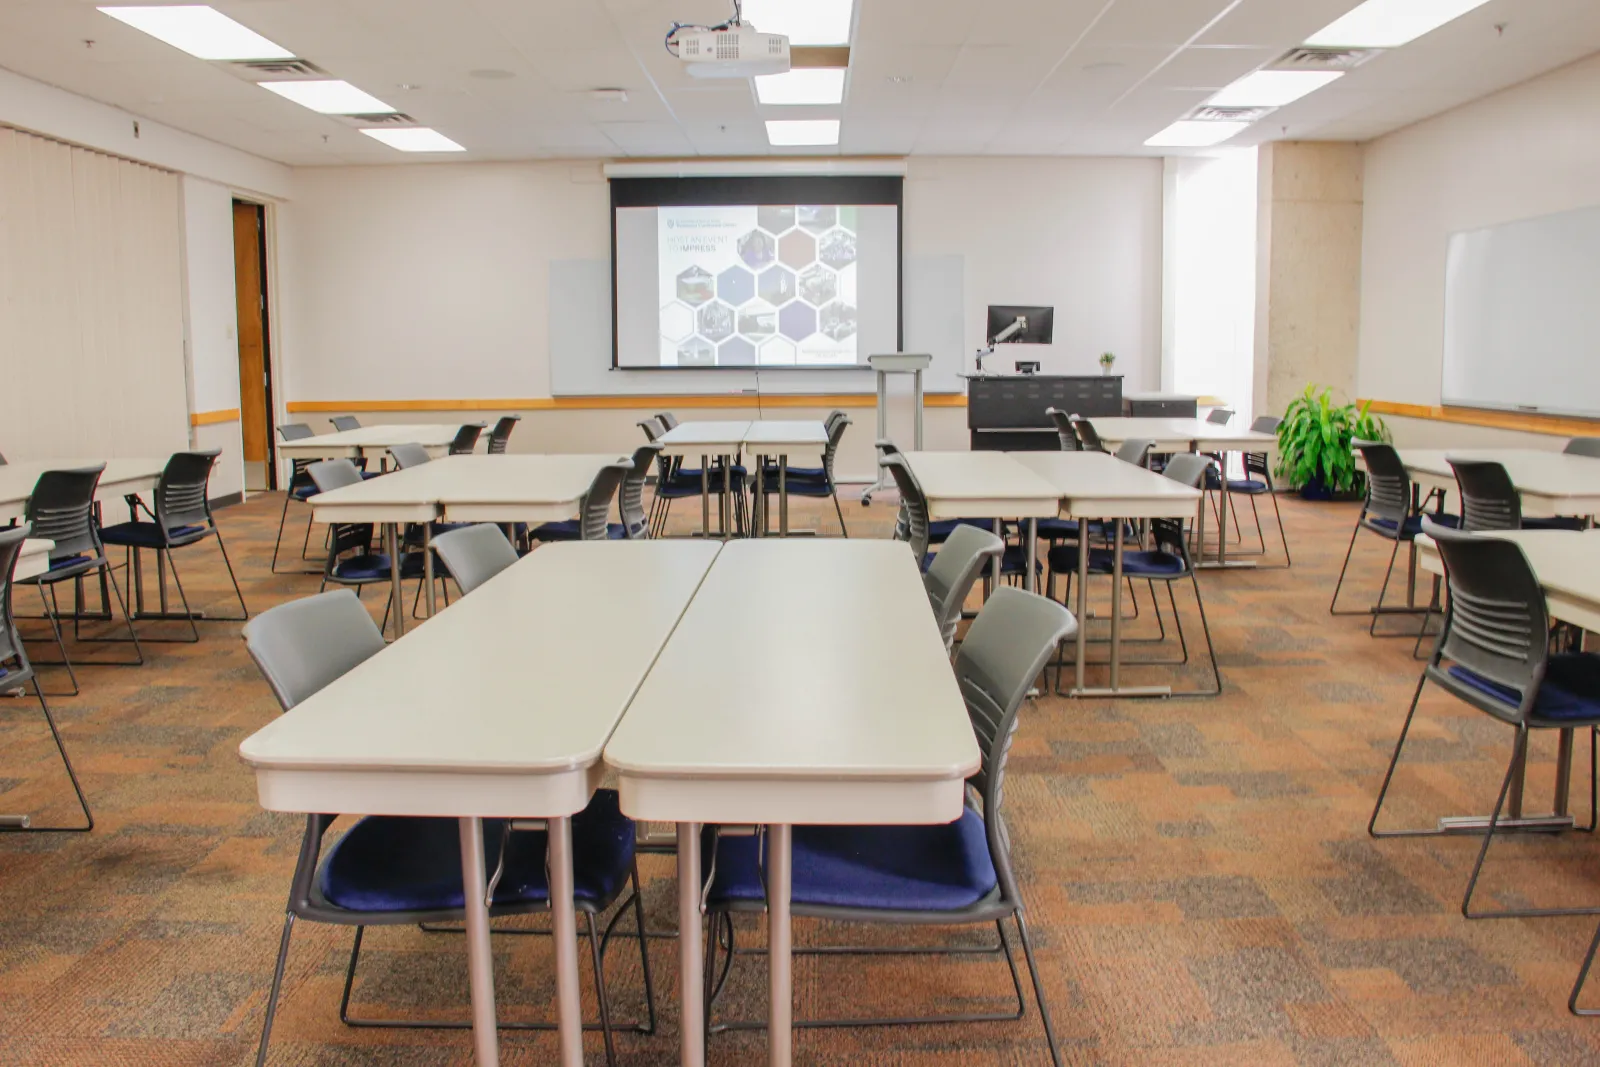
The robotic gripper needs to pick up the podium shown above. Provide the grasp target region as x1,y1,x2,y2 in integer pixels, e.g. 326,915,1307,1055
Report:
861,353,932,505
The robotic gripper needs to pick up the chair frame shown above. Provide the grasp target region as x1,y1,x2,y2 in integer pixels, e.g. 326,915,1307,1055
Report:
1330,441,1446,638
271,424,323,575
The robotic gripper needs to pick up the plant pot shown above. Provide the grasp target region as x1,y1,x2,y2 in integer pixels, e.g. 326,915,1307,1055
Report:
1100,365,1114,376
1299,473,1362,502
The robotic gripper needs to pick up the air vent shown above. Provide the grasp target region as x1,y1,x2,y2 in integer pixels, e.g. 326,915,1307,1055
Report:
228,58,326,78
329,112,419,128
1189,105,1276,123
1273,46,1381,71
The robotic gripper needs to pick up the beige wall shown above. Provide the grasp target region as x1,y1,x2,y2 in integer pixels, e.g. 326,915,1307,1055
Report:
1253,141,1364,419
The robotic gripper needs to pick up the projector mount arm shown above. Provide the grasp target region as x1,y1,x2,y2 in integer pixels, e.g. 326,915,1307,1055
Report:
665,0,743,56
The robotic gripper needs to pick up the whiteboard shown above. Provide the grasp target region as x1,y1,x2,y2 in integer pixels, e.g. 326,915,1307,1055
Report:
1442,203,1600,417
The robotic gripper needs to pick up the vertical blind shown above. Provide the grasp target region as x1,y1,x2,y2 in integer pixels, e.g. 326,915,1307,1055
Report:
0,125,190,462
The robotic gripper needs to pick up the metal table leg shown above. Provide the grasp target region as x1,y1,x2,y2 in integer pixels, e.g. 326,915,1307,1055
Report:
679,822,705,1067
423,524,437,618
1074,522,1090,693
768,823,793,1067
548,815,583,1067
386,523,405,639
1200,451,1256,570
779,455,789,538
1025,517,1037,594
458,817,500,1066
1073,518,1172,699
990,518,1003,592
701,455,711,538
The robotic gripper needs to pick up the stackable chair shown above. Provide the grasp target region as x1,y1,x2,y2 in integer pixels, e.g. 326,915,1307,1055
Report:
1045,453,1221,697
487,415,521,454
924,523,1004,652
1453,458,1584,533
1045,408,1081,452
331,416,361,432
1206,408,1234,425
637,419,744,536
878,452,933,568
430,525,518,596
752,414,852,536
17,465,143,695
529,461,635,544
1330,441,1457,636
1214,415,1291,568
1114,438,1154,468
244,590,653,1066
1369,520,1600,922
272,423,322,574
1071,417,1108,453
448,423,487,456
878,439,1006,557
0,525,92,832
389,443,431,470
98,450,248,642
306,460,450,623
1566,438,1600,459
654,412,680,431
699,587,1074,1065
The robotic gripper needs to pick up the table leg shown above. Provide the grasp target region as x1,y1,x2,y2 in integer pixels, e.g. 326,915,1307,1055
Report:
1075,521,1090,693
1109,520,1124,690
913,368,925,449
423,523,437,618
768,823,793,1067
702,455,711,538
754,457,765,537
779,455,789,537
548,815,583,1067
990,518,1003,593
722,452,733,539
458,817,501,1066
386,523,405,639
1025,517,1037,594
678,822,705,1067
1438,732,1576,833
1217,455,1229,565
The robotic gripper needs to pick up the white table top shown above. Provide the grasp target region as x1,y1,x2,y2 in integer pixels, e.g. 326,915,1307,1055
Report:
1009,451,1202,519
1125,392,1201,402
307,453,629,524
1397,449,1600,509
238,540,723,818
1416,529,1600,633
0,459,167,521
606,539,980,825
278,423,476,459
656,420,753,455
900,451,1064,520
741,420,828,452
1090,417,1277,452
15,538,54,582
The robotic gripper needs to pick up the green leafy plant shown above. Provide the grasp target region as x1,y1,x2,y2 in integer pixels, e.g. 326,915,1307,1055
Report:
1099,352,1116,367
1275,385,1389,495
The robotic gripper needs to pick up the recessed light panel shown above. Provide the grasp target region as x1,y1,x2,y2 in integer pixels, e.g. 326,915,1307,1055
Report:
1306,0,1494,49
360,128,466,152
1144,121,1248,148
259,80,396,114
741,0,855,46
765,119,841,146
97,5,292,60
755,68,846,105
1208,70,1343,108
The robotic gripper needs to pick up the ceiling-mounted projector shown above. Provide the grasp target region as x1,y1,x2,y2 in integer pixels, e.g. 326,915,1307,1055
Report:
666,3,790,79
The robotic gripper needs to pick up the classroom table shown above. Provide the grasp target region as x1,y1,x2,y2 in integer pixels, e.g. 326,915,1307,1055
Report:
743,420,828,537
238,540,722,1067
307,454,628,636
605,539,980,1067
899,451,1063,592
275,424,477,464
1011,451,1203,697
656,421,751,539
1396,448,1600,519
1090,417,1278,568
0,458,166,523
1416,528,1600,831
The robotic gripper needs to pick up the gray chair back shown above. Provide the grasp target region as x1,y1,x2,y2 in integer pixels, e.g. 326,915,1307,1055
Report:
620,444,661,539
0,523,32,669
449,423,487,456
307,459,363,494
638,417,664,443
878,453,931,565
1207,408,1234,425
655,413,680,431
1565,438,1600,458
1114,438,1155,467
824,410,847,434
1353,441,1411,525
924,524,1004,652
1163,452,1210,489
278,423,313,442
156,450,219,533
1250,415,1281,434
432,524,518,596
1072,417,1106,453
390,443,431,469
487,415,521,455
26,465,105,561
1045,408,1080,452
331,416,361,432
820,414,850,486
1449,458,1521,532
242,589,386,711
580,463,633,541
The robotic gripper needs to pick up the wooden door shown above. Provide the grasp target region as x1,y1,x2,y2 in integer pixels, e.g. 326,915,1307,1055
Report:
233,201,270,468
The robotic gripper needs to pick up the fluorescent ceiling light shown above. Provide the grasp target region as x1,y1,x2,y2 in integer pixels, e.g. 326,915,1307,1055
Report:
1306,0,1493,48
765,119,840,146
741,0,854,46
259,80,396,114
1209,69,1343,107
755,68,846,105
360,128,465,152
1144,121,1248,148
97,5,292,60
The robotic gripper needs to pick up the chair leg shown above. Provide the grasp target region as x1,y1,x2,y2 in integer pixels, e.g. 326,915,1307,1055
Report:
256,913,297,1067
1269,490,1292,567
1367,671,1436,838
1013,910,1064,1067
270,492,294,574
587,912,618,1067
1572,918,1600,1015
0,680,94,832
213,529,251,620
1329,518,1366,615
832,490,849,538
628,861,658,1034
31,583,80,696
1183,573,1222,697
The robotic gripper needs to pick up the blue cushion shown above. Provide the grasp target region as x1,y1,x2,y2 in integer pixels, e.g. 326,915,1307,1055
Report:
99,521,207,548
1366,512,1460,539
1227,478,1268,494
360,471,383,480
1446,654,1600,722
1047,544,1187,578
1524,516,1588,531
331,552,424,581
929,519,1008,544
47,554,91,571
531,521,628,541
320,790,634,913
704,809,997,913
291,483,320,501
1035,518,1081,540
999,544,1043,576
760,464,826,480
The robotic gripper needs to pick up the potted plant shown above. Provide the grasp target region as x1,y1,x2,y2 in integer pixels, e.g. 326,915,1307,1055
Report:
1099,352,1116,376
1275,385,1389,500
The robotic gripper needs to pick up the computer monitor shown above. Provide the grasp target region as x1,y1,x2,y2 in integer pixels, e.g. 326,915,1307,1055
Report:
985,305,1053,346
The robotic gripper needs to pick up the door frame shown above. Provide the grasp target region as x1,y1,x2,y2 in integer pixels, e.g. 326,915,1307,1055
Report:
233,197,279,490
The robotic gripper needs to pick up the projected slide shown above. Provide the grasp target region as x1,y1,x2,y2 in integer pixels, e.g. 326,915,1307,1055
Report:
658,205,859,367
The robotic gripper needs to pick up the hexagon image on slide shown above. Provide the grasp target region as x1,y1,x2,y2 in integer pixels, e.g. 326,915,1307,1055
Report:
737,306,776,338
779,301,817,341
778,230,816,271
697,301,735,343
798,205,837,233
718,336,756,366
758,266,795,306
716,265,755,307
676,265,713,306
736,229,776,271
757,205,796,234
660,302,695,343
677,338,715,367
759,336,797,366
797,264,836,307
819,301,857,341
818,228,857,270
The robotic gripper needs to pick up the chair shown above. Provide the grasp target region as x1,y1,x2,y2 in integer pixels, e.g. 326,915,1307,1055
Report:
307,461,448,623
1368,521,1600,921
655,412,680,431
1216,416,1291,568
244,590,653,1066
17,465,143,694
529,462,634,544
272,424,321,574
753,415,852,536
1451,457,1584,533
1072,417,1107,453
1114,438,1155,467
98,450,248,642
430,524,518,596
449,423,487,456
638,420,745,537
331,416,361,432
1045,408,1081,452
878,452,933,567
1330,441,1458,636
389,442,431,470
1566,438,1600,459
924,523,1004,652
700,586,1074,1063
0,524,92,833
487,415,521,455
1046,453,1222,697
1206,408,1234,425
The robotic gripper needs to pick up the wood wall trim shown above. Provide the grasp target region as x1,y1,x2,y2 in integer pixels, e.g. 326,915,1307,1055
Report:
189,408,241,426
287,394,968,414
1362,399,1600,438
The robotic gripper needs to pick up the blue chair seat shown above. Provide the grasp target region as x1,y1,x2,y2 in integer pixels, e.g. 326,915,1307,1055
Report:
1047,544,1187,578
331,552,433,581
320,790,634,913
291,483,320,501
755,476,833,498
1000,544,1043,577
704,808,997,913
1524,516,1588,531
929,519,1009,544
1365,512,1460,540
1446,654,1600,723
99,521,208,549
360,471,383,480
22,553,101,582
1035,518,1081,540
1227,478,1269,494
529,520,628,542
759,462,826,479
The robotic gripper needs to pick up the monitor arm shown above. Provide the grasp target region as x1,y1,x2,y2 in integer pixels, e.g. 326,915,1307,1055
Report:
974,315,1027,374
